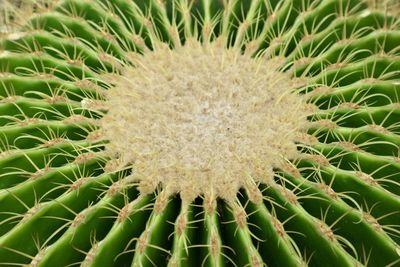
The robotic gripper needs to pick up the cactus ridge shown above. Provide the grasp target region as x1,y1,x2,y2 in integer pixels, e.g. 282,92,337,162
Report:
0,0,399,266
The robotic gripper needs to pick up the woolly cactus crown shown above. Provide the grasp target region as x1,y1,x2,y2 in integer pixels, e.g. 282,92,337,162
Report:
0,0,399,266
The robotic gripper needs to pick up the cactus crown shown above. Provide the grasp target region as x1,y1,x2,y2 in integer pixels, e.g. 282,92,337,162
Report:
101,40,314,202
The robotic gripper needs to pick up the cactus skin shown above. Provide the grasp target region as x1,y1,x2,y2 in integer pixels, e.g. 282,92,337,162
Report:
0,0,400,266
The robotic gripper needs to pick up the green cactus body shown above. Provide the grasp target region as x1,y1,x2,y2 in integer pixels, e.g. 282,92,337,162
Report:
0,0,399,266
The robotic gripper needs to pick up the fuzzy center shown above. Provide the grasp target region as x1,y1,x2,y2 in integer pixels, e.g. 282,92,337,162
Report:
101,40,312,202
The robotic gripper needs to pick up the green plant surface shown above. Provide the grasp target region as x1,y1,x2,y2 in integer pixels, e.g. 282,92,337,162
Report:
0,0,399,266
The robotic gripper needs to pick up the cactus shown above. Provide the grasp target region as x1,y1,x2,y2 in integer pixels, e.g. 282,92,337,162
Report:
0,0,399,266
